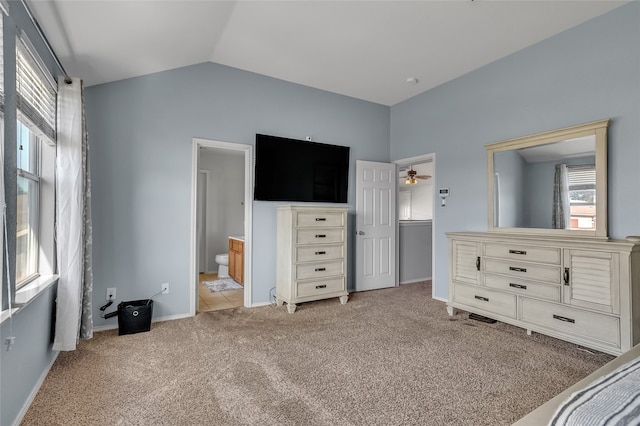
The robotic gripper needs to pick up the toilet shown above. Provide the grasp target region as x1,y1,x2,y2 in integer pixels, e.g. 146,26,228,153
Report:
215,254,229,278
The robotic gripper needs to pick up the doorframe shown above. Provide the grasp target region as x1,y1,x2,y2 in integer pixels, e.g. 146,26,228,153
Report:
189,138,254,315
197,170,210,273
392,153,437,300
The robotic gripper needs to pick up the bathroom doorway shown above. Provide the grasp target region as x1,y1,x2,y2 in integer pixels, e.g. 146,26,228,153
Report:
189,138,253,315
394,153,435,298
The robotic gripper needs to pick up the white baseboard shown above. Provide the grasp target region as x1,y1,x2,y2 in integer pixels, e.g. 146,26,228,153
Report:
250,301,273,308
433,296,447,302
92,323,119,332
13,351,59,426
399,277,432,285
154,312,193,322
93,312,194,333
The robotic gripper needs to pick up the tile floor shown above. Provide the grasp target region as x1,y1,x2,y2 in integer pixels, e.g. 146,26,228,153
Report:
198,273,244,312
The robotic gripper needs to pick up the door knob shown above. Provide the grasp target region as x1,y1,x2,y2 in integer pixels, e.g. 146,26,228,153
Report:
358,231,365,235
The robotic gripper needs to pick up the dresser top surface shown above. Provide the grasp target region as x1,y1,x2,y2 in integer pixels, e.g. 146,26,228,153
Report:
447,231,640,251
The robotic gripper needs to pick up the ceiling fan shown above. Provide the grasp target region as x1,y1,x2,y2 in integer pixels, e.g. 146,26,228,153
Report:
400,166,431,184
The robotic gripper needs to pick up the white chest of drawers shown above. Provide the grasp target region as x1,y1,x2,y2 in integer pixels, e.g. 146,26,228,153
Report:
276,205,349,313
447,232,640,355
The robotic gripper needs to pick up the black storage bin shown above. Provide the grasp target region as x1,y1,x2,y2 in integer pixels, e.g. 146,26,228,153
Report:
118,299,153,335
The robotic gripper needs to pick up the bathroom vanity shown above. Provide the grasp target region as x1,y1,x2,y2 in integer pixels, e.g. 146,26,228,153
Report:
228,236,244,285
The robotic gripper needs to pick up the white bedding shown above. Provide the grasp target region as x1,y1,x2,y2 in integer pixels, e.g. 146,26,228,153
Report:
550,357,640,425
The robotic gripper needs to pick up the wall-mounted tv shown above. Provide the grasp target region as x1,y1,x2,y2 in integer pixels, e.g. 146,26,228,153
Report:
254,134,350,203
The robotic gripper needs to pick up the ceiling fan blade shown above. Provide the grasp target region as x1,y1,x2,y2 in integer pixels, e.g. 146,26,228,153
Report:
416,175,431,179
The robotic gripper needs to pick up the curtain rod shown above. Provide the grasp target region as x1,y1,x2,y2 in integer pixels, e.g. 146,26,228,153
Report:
19,0,72,84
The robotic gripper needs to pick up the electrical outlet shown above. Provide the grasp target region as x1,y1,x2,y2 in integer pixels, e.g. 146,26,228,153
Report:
106,287,116,301
4,337,16,351
161,283,169,294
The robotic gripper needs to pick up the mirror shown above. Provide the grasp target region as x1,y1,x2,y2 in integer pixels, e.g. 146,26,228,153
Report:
486,119,609,238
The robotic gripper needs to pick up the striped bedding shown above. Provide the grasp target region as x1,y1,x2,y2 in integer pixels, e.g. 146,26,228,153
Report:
550,357,640,425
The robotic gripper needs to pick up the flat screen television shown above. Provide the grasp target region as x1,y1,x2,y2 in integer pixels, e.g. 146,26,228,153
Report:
254,134,350,203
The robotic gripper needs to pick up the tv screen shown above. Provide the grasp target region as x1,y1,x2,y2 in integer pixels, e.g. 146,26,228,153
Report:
254,134,350,203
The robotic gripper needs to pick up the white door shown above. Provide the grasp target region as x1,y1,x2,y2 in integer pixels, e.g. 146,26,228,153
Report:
355,160,397,291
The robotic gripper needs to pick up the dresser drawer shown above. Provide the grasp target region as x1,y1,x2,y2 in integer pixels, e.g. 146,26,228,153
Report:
296,260,344,280
297,228,344,245
520,298,620,348
452,283,516,319
484,274,560,302
296,244,344,262
484,243,560,264
483,258,561,284
296,211,345,228
297,277,345,298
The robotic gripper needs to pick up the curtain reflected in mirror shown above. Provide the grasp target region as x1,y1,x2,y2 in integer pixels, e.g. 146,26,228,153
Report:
552,164,570,229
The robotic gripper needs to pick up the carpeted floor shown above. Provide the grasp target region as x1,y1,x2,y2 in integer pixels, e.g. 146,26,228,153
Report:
21,281,613,425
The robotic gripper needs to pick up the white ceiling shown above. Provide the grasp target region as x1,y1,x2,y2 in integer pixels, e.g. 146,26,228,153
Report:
517,135,596,163
27,0,628,106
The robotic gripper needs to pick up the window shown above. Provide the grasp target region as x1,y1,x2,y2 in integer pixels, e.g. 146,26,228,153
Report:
16,121,41,285
568,165,596,230
14,36,57,288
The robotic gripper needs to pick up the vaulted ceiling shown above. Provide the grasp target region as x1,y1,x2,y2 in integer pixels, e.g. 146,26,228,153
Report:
27,0,627,106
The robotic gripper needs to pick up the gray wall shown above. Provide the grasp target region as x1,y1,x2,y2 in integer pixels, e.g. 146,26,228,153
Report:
494,150,526,228
199,148,245,272
0,286,57,426
390,2,640,300
399,221,432,283
85,61,390,324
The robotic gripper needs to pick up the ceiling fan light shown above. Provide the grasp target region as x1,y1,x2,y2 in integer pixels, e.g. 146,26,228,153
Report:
405,177,411,184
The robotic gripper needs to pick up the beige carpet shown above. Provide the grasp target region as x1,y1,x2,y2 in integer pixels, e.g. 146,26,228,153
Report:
22,282,612,425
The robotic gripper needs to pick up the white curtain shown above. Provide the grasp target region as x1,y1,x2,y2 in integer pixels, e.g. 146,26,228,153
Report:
552,163,571,230
53,77,93,351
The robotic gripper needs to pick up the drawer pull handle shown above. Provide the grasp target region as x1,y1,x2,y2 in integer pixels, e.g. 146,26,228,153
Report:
553,314,575,324
564,268,570,285
316,285,327,289
315,267,326,272
509,267,527,273
315,251,326,255
509,250,527,255
509,283,527,290
474,295,489,302
476,257,481,271
315,234,326,238
315,218,326,221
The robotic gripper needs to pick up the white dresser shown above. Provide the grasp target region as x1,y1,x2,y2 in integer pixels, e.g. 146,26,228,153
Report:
276,205,349,313
447,232,640,355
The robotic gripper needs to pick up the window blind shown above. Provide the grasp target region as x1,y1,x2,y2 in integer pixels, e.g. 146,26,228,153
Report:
16,36,57,141
568,166,596,187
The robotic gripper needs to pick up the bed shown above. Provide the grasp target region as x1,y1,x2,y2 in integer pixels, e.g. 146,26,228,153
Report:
514,344,640,425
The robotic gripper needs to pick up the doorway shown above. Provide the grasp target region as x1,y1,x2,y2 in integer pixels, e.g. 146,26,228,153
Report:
393,153,435,298
189,138,253,315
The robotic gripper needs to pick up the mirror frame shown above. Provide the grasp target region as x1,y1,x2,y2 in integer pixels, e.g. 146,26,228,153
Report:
486,119,609,238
